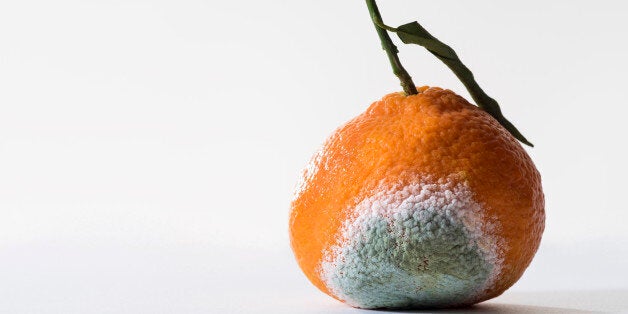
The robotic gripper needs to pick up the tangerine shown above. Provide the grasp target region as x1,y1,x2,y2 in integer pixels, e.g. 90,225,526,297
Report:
289,87,544,309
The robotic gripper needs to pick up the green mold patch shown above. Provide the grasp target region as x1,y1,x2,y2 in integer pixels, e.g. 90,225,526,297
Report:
320,181,501,309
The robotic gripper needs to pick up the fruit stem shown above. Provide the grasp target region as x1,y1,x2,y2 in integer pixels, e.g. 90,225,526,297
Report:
365,0,418,95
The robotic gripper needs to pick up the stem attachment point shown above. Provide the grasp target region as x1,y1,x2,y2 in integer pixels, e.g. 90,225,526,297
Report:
366,0,418,95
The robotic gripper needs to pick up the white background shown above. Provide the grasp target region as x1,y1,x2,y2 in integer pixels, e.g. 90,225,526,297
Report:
1,0,627,313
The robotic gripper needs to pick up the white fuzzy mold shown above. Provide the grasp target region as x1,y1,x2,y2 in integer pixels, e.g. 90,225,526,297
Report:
319,179,504,309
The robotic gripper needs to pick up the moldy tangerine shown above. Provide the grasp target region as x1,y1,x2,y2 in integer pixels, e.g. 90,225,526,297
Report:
289,0,544,309
289,87,544,308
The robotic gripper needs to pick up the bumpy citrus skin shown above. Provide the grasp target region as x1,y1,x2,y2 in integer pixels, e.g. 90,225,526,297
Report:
289,87,544,309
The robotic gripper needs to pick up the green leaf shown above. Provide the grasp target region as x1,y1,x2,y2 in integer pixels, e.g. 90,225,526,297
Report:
395,21,533,147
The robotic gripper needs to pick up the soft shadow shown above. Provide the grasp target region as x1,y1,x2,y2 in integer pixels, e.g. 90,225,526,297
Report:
366,303,597,314
356,290,628,313
469,303,600,313
494,289,628,313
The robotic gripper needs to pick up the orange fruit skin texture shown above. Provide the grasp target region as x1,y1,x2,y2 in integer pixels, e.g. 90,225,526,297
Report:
289,87,545,308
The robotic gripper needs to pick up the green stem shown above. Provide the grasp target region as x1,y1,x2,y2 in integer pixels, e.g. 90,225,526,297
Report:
365,0,418,95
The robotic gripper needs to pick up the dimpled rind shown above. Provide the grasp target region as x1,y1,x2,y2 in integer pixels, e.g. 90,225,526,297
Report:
289,87,545,309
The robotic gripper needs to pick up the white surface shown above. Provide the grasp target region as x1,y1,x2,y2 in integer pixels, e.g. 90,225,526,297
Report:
1,0,628,312
2,243,627,313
